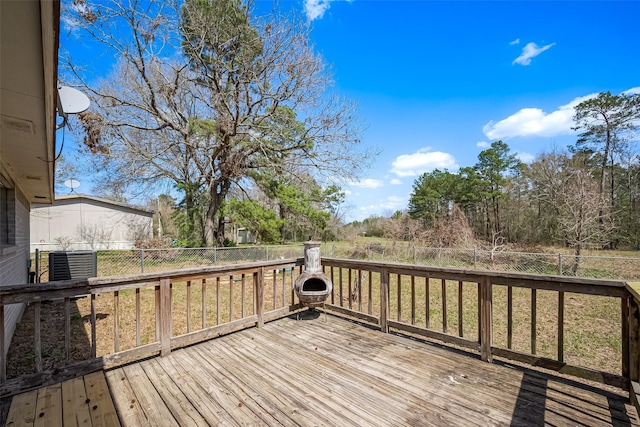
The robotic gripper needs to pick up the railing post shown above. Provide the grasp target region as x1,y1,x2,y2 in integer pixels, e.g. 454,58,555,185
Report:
380,268,390,333
255,268,264,327
160,278,172,357
628,296,640,382
480,276,493,362
0,305,5,382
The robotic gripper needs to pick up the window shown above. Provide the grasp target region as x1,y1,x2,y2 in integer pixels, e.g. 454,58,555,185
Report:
0,179,16,248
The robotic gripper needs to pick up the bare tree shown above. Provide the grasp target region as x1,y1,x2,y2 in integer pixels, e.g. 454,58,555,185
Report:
64,0,372,246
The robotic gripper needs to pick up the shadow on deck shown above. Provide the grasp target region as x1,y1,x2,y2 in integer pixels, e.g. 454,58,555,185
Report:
4,312,639,426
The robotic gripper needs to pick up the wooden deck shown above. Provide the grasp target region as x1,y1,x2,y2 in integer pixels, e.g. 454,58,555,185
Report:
5,312,640,426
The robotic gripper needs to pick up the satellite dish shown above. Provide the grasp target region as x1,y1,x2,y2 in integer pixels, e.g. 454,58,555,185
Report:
57,86,90,114
56,86,91,130
64,179,81,194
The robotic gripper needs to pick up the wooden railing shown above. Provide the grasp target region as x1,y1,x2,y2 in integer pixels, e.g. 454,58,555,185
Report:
0,259,303,397
2,256,640,413
321,258,640,411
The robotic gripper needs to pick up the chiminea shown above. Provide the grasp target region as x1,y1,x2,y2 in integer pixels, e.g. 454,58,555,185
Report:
294,241,333,308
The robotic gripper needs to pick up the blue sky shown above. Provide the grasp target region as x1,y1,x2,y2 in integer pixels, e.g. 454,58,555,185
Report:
59,1,640,223
288,0,640,222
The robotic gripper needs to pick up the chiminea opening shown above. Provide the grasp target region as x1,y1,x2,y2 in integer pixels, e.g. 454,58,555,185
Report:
302,278,327,292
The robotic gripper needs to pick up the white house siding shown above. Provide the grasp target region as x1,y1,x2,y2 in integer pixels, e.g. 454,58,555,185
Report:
0,187,30,357
31,196,153,251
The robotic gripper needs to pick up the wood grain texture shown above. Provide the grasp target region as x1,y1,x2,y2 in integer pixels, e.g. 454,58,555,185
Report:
5,314,639,427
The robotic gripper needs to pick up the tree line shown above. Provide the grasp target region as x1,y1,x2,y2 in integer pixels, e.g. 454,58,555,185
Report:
405,92,640,253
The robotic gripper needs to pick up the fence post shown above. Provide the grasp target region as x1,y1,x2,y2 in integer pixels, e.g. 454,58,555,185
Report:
266,245,269,261
140,249,145,273
473,249,477,270
214,246,217,264
558,254,563,276
413,245,416,264
332,244,335,257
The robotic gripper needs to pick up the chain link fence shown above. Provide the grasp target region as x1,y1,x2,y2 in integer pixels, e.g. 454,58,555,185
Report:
32,243,640,282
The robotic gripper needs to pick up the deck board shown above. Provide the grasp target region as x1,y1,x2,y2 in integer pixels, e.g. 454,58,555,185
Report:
5,313,640,426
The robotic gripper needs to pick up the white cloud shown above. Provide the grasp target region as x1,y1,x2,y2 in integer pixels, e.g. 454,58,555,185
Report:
476,141,490,148
391,148,458,177
516,152,535,164
390,178,402,185
483,93,598,139
350,178,383,189
513,42,555,66
509,38,520,45
305,0,333,21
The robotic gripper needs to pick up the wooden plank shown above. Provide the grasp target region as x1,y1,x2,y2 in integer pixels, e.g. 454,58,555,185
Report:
480,277,492,362
630,297,640,382
135,287,141,347
216,276,221,325
323,304,380,326
425,276,430,329
531,288,537,355
104,368,149,426
171,316,258,349
153,353,245,426
330,266,335,305
61,377,91,427
441,278,447,334
229,275,234,321
458,280,463,337
397,274,402,322
388,320,481,352
348,268,352,310
155,285,161,342
5,389,38,425
202,278,207,329
558,291,565,363
35,301,42,372
186,281,191,333
507,285,513,349
122,363,177,426
623,296,630,380
241,274,246,318
1,304,6,381
113,291,119,353
90,294,96,358
411,276,416,325
379,268,389,333
84,371,120,426
140,359,209,426
160,278,172,357
367,270,372,315
34,383,62,427
339,267,343,307
491,346,629,390
255,270,264,327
